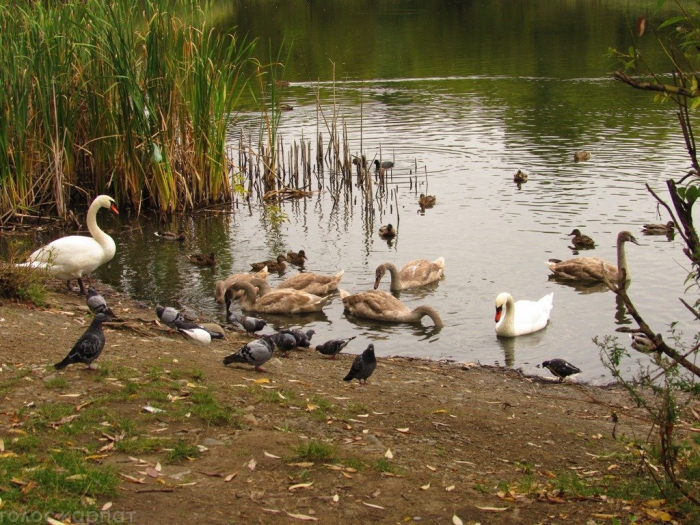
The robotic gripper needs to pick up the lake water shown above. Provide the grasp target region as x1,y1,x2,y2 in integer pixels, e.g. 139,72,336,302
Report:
13,1,700,383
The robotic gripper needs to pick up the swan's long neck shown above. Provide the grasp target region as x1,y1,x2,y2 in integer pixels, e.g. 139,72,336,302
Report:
616,235,629,280
237,282,258,309
385,263,401,289
411,306,444,328
499,295,516,334
86,200,116,262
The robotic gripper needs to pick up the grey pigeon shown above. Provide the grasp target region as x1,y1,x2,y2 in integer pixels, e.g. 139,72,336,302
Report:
227,311,267,334
343,344,376,384
55,313,108,370
281,328,315,348
270,332,298,356
223,335,274,372
541,359,581,382
86,287,115,317
316,336,356,360
155,306,185,327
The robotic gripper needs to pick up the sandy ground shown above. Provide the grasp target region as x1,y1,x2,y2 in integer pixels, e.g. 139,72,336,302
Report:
0,283,669,524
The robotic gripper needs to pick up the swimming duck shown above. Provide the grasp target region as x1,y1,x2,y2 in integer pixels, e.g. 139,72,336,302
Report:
229,279,331,314
569,229,596,249
541,359,581,381
214,268,269,304
573,151,591,162
545,231,639,282
188,252,216,266
494,292,554,337
18,195,118,295
642,221,675,234
419,194,436,208
286,250,308,266
251,255,287,272
276,270,344,296
374,258,445,291
513,169,529,183
379,224,396,238
154,231,185,241
374,159,394,171
630,333,659,353
339,289,444,327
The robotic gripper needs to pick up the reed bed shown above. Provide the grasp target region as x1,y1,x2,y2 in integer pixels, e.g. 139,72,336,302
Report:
0,0,255,224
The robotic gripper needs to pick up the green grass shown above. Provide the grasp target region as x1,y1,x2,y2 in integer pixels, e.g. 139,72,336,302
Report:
375,458,395,473
165,440,200,463
43,377,69,390
115,436,166,455
293,440,336,462
187,390,234,426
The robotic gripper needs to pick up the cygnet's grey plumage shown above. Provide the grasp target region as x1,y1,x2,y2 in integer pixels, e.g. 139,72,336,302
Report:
54,313,108,370
223,335,274,372
227,311,267,334
86,287,115,317
541,359,581,382
343,344,376,384
316,336,356,359
281,328,315,348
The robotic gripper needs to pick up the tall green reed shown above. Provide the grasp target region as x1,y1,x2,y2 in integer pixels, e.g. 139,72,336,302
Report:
0,0,256,221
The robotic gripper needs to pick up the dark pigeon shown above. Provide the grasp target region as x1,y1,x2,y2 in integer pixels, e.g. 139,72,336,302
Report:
155,306,185,327
281,328,315,348
270,332,298,356
343,344,376,384
541,359,581,382
54,313,108,370
227,311,267,334
86,287,115,317
316,336,356,359
223,336,275,372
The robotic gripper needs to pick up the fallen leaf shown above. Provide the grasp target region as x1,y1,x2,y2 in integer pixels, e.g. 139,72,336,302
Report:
289,482,313,491
306,404,319,412
645,499,666,508
247,458,256,471
426,465,436,471
645,509,672,522
385,449,393,459
155,462,162,472
341,471,353,479
396,428,409,433
264,451,281,459
475,506,508,512
65,474,86,481
284,511,318,521
591,514,616,519
254,378,270,384
0,452,18,459
332,494,339,502
47,518,68,525
262,508,282,514
142,405,165,414
452,513,464,525
58,393,82,397
288,462,314,468
225,472,238,482
446,485,455,492
146,468,160,478
433,409,448,414
421,483,430,490
362,502,385,510
637,16,646,37
101,502,113,511
0,438,4,451
120,473,146,484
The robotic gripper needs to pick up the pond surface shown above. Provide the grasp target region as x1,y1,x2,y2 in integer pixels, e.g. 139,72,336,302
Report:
15,1,700,383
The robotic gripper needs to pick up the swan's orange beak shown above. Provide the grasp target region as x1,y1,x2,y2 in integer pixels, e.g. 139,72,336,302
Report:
110,203,119,215
494,306,502,323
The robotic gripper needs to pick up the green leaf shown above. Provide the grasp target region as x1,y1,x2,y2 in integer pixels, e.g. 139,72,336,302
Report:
685,185,700,204
658,16,687,30
677,187,687,200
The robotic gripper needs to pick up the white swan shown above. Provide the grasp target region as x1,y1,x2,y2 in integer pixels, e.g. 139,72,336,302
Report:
374,257,445,291
20,195,118,294
494,292,553,337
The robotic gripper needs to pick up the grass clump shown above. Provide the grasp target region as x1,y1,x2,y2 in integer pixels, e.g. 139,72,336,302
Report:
187,389,233,426
166,439,200,463
293,440,336,462
0,243,47,305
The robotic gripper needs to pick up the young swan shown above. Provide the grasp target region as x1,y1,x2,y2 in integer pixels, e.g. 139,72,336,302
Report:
374,258,445,291
494,292,553,337
230,279,330,314
340,289,443,327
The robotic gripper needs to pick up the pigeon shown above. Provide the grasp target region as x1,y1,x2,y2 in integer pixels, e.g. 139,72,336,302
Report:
54,313,108,370
223,335,274,372
281,328,315,348
541,359,581,382
343,344,376,384
86,287,115,317
156,306,185,328
227,311,267,334
316,336,356,359
172,319,224,345
270,332,298,356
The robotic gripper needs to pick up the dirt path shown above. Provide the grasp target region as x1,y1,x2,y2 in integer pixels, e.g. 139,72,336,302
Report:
0,285,660,524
